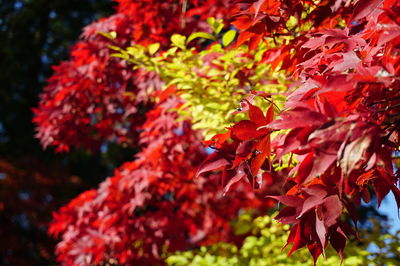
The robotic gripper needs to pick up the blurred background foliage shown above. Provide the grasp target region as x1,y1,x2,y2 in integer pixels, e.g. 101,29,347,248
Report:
0,1,126,264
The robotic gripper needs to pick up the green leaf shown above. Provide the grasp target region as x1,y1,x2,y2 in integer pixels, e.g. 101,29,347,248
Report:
187,32,216,44
207,17,215,26
148,43,160,55
110,53,128,60
205,102,221,109
222,30,237,47
108,45,122,52
97,31,117,40
109,31,117,39
171,34,187,49
214,23,224,35
207,17,224,34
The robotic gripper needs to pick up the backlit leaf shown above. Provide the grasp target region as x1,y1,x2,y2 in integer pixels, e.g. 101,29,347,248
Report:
187,32,216,44
222,30,236,47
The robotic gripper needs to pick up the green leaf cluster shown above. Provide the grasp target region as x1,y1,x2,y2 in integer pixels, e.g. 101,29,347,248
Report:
112,23,287,139
166,213,399,266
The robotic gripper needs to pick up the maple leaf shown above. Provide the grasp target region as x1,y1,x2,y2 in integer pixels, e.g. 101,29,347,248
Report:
340,135,372,175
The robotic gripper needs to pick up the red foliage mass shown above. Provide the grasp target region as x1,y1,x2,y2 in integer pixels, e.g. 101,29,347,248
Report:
34,0,232,152
49,91,268,265
37,1,267,264
200,0,400,262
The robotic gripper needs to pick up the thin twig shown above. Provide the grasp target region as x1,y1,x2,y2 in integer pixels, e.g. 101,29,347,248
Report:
181,0,188,28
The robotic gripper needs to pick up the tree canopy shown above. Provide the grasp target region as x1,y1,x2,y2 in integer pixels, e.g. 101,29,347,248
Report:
28,0,400,265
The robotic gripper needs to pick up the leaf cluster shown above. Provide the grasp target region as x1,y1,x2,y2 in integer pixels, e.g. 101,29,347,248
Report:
166,213,386,266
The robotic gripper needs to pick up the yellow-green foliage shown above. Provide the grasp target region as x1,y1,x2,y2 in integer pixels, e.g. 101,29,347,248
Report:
112,19,287,139
166,213,400,266
109,15,325,138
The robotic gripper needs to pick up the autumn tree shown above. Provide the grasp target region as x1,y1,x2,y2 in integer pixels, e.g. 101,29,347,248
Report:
34,0,400,265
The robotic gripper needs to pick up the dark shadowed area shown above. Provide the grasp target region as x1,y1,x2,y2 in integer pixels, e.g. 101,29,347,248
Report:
0,1,127,264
